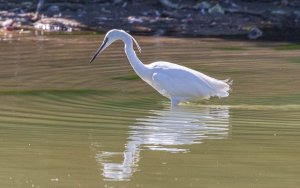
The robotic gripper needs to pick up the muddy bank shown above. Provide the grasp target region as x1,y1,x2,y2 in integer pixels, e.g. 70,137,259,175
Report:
0,0,300,41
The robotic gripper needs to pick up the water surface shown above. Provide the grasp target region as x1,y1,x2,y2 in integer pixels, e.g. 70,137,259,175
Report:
0,33,300,188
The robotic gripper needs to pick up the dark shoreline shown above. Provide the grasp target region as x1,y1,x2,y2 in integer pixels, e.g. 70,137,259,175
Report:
1,0,300,42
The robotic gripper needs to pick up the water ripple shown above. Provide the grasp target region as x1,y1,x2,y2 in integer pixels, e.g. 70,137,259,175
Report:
95,106,230,181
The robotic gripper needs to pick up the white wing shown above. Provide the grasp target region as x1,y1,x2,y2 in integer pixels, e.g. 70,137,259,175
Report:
149,62,230,100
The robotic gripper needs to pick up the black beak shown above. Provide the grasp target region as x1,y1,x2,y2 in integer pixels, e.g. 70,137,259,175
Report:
89,37,108,64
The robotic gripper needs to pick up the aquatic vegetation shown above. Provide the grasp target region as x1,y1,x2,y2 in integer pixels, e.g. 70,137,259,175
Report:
287,57,300,63
112,74,140,81
274,44,300,50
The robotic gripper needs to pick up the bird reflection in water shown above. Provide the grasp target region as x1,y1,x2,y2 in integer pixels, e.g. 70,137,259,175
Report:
94,106,230,181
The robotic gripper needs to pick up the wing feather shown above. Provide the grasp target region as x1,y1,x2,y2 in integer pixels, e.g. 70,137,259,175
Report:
150,62,230,99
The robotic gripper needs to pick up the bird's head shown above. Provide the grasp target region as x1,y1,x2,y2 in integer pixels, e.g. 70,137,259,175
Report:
89,29,141,64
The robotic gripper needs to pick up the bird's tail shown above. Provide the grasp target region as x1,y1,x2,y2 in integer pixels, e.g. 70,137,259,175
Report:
211,78,232,98
224,78,233,86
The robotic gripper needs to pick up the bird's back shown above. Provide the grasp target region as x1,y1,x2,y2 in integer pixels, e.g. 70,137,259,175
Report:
147,61,231,101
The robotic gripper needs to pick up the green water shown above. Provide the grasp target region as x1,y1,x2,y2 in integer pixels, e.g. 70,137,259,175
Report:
0,33,299,188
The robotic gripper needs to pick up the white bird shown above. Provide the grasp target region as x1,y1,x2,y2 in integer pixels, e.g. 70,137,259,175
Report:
89,29,231,106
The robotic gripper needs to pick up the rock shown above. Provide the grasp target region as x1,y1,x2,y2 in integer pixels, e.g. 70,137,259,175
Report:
294,10,300,25
113,0,123,5
294,10,300,16
122,2,127,8
248,27,263,40
280,0,289,6
48,5,60,13
271,10,287,16
154,29,166,36
1,19,15,31
127,16,144,24
208,4,225,14
158,0,180,9
46,5,60,16
76,9,87,18
0,0,299,40
194,1,211,14
34,18,82,32
195,1,211,10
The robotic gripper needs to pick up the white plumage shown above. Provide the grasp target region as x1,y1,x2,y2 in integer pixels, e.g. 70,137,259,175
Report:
89,29,231,106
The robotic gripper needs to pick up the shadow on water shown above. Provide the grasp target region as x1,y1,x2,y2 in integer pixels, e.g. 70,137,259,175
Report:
93,105,230,181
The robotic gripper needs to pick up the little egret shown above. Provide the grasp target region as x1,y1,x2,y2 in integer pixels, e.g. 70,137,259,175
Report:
89,29,231,106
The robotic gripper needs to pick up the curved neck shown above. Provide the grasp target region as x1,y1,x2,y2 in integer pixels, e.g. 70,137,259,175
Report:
121,35,150,80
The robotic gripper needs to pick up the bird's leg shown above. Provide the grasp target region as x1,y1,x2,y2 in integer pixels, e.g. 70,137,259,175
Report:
171,98,179,108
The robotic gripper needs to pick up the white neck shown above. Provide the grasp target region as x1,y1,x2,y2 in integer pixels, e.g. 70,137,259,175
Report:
121,34,151,81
